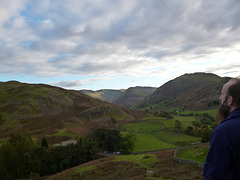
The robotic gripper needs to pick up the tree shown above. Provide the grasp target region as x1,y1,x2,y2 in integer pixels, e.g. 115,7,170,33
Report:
201,126,212,143
0,134,38,179
197,113,214,125
88,126,137,153
185,126,194,136
110,117,117,125
104,129,122,152
174,120,183,132
81,138,100,162
41,138,48,148
88,126,122,152
192,120,202,128
155,111,174,119
120,133,137,153
88,126,108,150
31,146,50,176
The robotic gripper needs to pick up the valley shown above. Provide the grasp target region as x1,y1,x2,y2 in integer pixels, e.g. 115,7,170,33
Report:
0,72,226,179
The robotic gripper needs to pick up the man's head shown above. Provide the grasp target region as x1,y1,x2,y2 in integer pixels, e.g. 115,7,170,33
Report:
218,78,240,121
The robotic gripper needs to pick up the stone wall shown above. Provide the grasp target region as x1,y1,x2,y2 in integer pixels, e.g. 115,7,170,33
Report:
174,147,204,169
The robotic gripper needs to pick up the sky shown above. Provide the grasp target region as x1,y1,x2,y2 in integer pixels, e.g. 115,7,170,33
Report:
1,0,240,90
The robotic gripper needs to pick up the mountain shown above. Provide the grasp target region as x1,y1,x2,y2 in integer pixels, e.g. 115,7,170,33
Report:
139,72,230,110
80,89,125,103
0,72,231,138
0,81,141,138
113,86,157,107
80,87,157,107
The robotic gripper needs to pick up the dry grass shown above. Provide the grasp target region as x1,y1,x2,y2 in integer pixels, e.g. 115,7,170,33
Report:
44,150,204,180
152,151,204,180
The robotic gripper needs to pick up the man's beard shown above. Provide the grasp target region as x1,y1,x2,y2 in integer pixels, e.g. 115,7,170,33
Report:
216,99,231,122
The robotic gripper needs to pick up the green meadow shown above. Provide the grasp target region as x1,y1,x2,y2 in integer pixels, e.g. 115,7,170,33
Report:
141,117,176,129
177,145,209,163
121,131,177,152
122,114,203,152
132,133,177,151
172,115,195,127
51,128,76,138
153,131,201,145
170,108,218,118
124,122,164,132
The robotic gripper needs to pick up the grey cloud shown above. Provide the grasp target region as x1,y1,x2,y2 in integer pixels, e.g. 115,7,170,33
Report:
51,77,108,89
1,0,240,79
52,80,83,88
206,63,240,77
65,59,147,75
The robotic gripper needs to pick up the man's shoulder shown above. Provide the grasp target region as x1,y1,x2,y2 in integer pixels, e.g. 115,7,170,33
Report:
214,114,240,136
211,110,240,137
227,110,240,120
220,118,240,129
220,110,240,126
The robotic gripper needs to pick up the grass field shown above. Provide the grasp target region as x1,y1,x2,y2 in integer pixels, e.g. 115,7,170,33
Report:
142,117,167,121
121,114,204,152
141,117,176,129
170,108,217,117
124,122,164,132
50,129,76,138
141,116,195,130
121,132,177,152
177,145,209,163
153,131,201,144
172,115,195,125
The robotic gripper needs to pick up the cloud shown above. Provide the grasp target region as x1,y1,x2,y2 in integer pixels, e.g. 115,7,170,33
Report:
52,80,84,88
51,77,109,89
1,0,240,88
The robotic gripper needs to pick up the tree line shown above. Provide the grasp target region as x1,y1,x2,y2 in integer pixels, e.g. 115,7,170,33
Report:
183,113,216,143
0,134,99,179
88,125,137,153
0,126,136,179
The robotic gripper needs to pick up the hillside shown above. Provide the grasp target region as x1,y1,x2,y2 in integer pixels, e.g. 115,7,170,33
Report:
113,86,157,107
44,150,204,180
80,89,125,103
139,72,230,110
0,81,141,139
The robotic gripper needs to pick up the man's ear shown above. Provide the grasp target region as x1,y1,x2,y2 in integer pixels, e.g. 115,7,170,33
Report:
227,96,233,106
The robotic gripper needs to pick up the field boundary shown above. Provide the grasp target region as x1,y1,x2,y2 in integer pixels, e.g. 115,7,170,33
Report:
174,146,204,169
132,147,178,154
151,132,179,146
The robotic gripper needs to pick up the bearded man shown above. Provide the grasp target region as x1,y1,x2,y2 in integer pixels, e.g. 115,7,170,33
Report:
203,78,240,180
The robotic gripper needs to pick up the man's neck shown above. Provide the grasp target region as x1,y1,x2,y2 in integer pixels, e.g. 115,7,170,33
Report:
230,106,240,113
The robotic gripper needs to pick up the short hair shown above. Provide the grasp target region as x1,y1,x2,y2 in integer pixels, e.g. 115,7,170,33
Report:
227,78,240,108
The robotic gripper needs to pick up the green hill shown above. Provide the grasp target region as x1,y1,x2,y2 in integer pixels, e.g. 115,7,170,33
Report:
0,81,141,139
139,72,230,110
113,86,157,107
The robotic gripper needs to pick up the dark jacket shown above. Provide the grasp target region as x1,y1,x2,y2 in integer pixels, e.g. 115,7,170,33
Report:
203,110,240,180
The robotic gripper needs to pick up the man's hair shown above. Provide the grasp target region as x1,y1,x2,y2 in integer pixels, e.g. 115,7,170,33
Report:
227,78,240,108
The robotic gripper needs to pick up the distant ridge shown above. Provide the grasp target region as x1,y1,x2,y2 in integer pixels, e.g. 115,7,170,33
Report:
80,89,125,103
81,87,157,108
139,72,231,110
113,86,157,107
